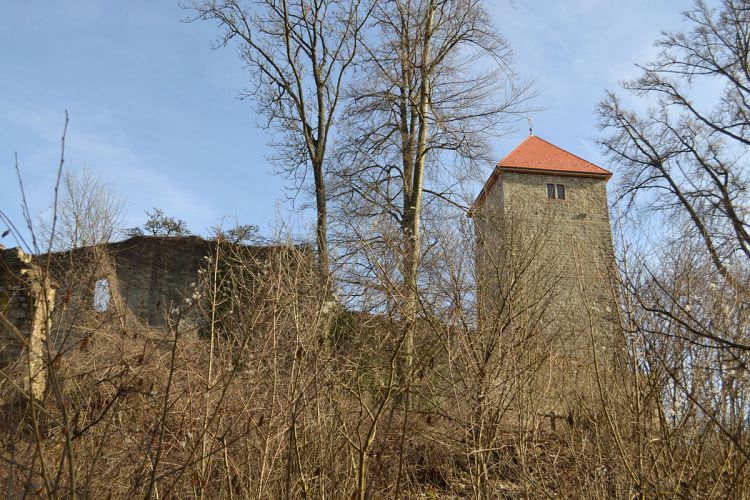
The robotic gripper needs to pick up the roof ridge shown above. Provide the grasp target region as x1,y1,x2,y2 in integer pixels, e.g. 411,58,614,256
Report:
495,135,535,167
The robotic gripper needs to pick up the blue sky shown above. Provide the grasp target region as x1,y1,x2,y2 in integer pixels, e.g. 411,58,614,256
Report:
0,0,691,244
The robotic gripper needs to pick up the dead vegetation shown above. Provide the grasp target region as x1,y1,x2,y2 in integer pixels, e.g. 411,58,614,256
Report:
3,211,746,498
2,0,750,498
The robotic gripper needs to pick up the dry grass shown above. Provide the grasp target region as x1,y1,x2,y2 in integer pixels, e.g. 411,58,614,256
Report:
1,241,749,499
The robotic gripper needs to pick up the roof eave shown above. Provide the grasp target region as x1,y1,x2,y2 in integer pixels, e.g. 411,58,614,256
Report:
497,165,613,178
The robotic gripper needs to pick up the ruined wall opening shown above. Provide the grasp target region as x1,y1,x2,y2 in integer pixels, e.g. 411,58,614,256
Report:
93,278,110,312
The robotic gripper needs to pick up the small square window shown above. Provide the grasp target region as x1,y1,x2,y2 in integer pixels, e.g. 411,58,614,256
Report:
547,183,555,199
557,184,566,200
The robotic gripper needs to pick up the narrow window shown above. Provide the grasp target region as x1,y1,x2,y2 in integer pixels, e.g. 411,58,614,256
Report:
546,183,555,199
556,184,566,200
93,278,111,312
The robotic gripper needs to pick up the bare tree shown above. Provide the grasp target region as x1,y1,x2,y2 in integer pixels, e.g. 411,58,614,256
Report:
38,168,124,251
335,0,534,443
598,0,750,357
188,0,373,276
126,207,192,237
598,0,750,284
598,0,750,476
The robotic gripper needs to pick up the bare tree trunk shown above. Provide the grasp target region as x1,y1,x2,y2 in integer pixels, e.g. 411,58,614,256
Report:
313,156,329,276
395,3,435,495
190,0,372,278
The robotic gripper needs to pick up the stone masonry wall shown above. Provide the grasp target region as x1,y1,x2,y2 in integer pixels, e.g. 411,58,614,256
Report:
502,172,615,317
98,236,218,326
475,171,620,415
49,235,301,328
0,247,56,399
1,236,310,399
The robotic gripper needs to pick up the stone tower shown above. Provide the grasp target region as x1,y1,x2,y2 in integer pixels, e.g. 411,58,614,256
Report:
470,135,619,417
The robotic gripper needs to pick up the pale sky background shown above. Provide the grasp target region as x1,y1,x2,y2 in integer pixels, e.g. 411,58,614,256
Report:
0,1,694,245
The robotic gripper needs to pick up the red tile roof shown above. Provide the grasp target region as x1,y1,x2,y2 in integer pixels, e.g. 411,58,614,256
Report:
469,135,611,216
497,135,611,176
